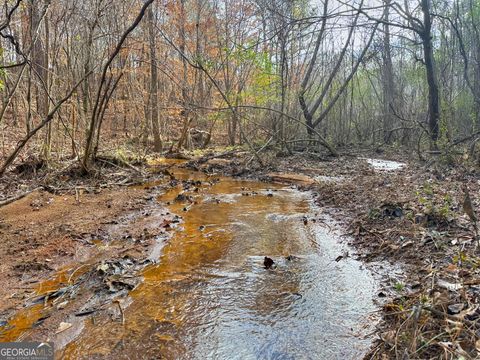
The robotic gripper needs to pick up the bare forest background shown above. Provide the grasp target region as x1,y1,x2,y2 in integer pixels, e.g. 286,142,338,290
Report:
0,0,479,174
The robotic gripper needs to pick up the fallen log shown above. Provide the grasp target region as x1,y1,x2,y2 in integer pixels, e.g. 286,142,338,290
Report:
194,149,238,164
267,173,316,186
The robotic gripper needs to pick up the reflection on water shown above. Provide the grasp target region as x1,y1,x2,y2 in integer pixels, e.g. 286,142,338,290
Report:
3,164,379,359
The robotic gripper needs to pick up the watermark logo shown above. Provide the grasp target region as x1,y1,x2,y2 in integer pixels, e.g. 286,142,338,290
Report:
0,342,54,360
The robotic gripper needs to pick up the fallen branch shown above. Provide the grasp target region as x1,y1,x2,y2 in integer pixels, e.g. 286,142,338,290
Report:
0,187,43,207
96,156,145,175
193,149,238,165
114,299,125,325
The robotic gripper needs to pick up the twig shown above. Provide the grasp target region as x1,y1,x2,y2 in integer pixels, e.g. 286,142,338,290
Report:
193,149,238,164
246,136,275,166
68,264,90,284
96,156,145,175
114,299,125,325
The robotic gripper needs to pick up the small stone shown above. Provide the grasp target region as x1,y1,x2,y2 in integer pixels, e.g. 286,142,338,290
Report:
56,322,72,334
264,257,275,269
447,303,464,315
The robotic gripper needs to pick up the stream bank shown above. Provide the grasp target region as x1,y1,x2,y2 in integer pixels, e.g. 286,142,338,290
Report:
0,157,387,359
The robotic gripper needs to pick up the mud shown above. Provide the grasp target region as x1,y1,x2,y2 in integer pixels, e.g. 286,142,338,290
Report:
0,178,176,344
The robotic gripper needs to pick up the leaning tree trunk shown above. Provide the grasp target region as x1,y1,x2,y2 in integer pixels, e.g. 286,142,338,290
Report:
82,0,155,170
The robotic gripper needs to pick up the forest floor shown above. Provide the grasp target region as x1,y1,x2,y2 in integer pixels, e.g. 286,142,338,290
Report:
0,147,479,358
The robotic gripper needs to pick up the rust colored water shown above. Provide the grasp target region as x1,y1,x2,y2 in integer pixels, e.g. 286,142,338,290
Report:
60,168,379,359
0,165,379,359
0,266,91,342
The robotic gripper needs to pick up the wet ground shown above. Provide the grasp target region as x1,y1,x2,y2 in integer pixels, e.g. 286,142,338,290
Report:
0,162,382,359
0,184,158,321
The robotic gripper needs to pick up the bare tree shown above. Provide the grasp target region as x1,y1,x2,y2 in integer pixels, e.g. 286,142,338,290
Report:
382,0,396,143
299,0,377,155
82,0,155,170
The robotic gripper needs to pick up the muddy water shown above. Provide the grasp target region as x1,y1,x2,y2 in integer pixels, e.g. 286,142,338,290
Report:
0,266,90,343
58,167,379,359
0,164,380,359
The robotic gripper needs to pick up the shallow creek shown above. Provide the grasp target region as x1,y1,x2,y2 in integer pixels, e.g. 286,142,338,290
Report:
3,165,381,359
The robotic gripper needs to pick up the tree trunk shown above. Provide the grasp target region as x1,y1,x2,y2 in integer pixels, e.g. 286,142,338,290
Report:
421,0,440,146
382,0,395,144
147,6,162,152
42,13,51,159
176,0,190,150
30,0,50,156
474,45,480,130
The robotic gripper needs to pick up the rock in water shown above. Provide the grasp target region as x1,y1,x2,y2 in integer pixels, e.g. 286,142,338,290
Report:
264,257,275,269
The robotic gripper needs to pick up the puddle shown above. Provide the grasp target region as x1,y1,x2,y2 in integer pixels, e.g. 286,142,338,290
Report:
148,158,189,167
1,163,382,359
364,158,405,171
